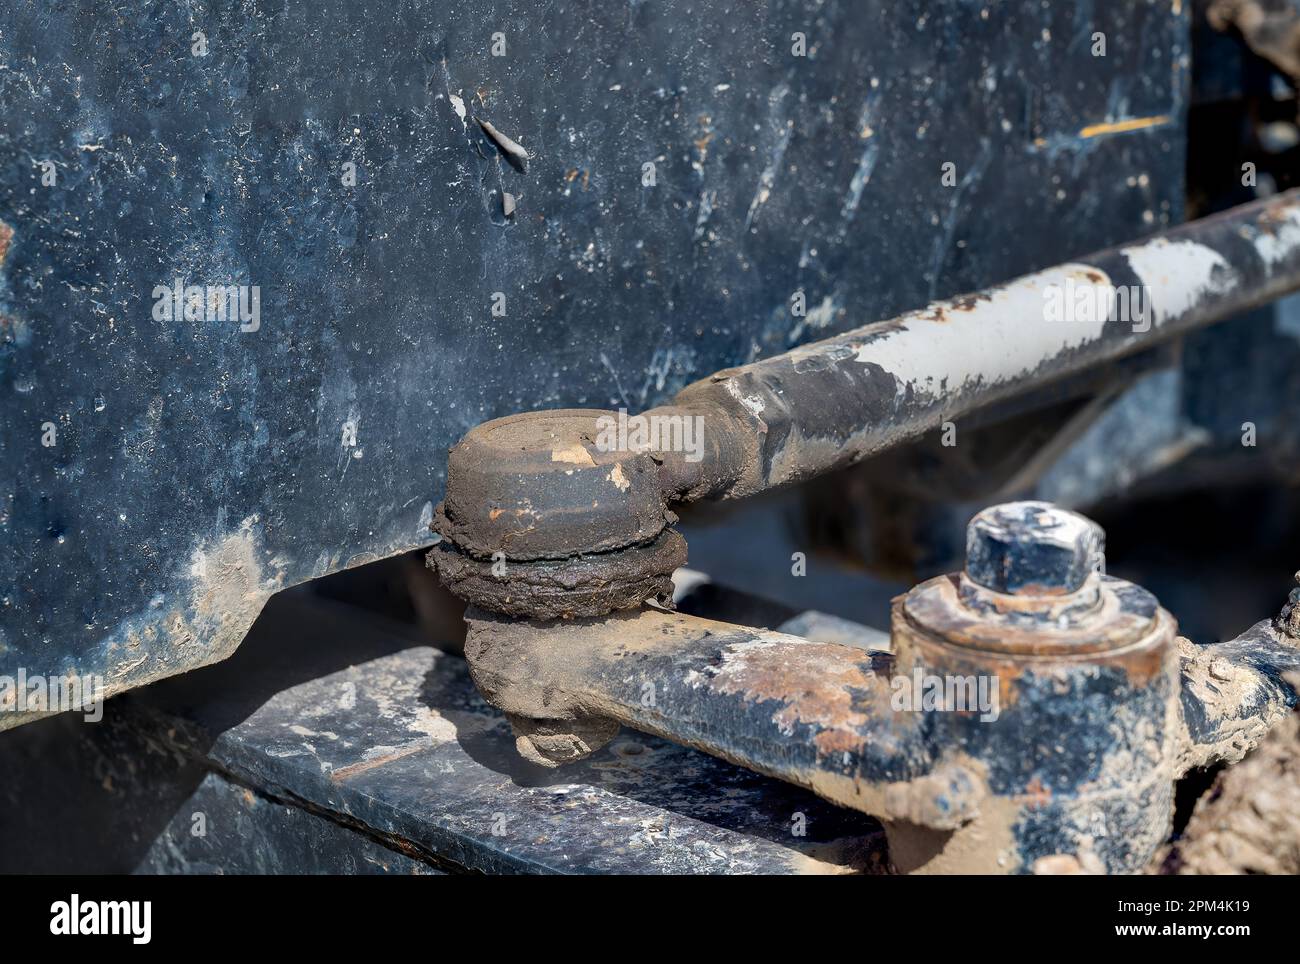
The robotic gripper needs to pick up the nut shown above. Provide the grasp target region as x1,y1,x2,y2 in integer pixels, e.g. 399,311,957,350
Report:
965,501,1105,596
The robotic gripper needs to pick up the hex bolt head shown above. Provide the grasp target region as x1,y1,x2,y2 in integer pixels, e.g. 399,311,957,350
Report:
965,501,1105,595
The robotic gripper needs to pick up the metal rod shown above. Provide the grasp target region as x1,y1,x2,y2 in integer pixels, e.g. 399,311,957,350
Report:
659,190,1300,501
462,606,985,830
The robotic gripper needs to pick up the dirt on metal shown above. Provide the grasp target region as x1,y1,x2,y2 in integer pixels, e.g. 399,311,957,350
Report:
427,529,686,619
1161,672,1300,874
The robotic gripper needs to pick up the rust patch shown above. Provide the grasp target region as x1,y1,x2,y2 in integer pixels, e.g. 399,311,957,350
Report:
1078,115,1171,139
0,220,12,269
693,115,715,160
486,506,535,522
703,636,879,755
902,573,1169,670
914,306,950,323
331,743,429,782
1257,195,1300,230
948,292,991,312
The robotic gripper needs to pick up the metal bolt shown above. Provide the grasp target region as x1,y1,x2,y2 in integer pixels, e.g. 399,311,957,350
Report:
965,501,1104,595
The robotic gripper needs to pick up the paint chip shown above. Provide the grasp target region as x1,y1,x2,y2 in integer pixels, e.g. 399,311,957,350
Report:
478,118,530,173
552,443,595,466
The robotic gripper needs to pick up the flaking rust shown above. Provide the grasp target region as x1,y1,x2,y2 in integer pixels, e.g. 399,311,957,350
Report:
696,634,885,757
463,606,985,830
444,481,1300,872
421,194,1300,872
456,501,1211,873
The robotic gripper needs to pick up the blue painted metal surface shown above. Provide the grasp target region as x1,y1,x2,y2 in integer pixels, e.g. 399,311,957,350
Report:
0,1,1186,711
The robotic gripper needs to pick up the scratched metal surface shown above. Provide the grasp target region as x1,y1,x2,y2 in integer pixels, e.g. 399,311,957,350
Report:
0,1,1186,707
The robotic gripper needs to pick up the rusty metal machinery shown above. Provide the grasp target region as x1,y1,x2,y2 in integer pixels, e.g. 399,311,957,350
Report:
7,0,1300,883
428,193,1300,873
429,190,1300,623
454,501,1300,873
